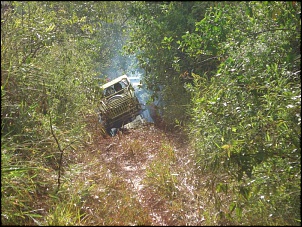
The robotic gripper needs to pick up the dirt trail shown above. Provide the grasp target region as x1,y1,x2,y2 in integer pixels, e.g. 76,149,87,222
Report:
87,117,203,225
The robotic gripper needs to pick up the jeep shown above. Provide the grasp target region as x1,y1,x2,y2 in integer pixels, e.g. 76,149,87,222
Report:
98,75,143,135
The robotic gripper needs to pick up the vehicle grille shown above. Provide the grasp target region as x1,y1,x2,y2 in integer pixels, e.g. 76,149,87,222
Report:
106,96,135,119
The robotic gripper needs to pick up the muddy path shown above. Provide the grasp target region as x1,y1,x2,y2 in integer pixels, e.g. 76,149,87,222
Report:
85,116,205,225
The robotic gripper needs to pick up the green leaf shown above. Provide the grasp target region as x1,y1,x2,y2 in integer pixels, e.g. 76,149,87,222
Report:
235,206,242,219
229,202,236,213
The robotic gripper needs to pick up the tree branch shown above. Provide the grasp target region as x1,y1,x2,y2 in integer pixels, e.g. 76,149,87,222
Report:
49,112,64,193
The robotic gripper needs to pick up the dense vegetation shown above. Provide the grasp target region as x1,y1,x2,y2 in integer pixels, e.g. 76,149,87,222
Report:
1,1,300,225
1,1,129,224
125,1,301,225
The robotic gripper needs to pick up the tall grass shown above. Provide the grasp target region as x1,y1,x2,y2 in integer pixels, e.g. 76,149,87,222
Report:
1,139,51,225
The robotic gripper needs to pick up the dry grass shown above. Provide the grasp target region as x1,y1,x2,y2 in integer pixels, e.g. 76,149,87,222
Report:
1,118,209,225
5,116,294,226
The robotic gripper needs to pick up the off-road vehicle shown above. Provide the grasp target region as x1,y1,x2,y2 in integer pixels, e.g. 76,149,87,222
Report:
98,75,143,135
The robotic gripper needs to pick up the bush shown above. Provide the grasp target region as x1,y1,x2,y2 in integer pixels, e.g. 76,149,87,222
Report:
184,2,301,225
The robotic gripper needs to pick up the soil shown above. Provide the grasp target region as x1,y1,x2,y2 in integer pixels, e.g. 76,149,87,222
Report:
85,115,204,225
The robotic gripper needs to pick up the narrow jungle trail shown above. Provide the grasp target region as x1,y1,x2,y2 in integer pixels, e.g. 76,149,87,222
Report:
82,116,207,225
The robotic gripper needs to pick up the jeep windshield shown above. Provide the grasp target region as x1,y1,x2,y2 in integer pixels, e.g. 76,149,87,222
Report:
102,75,129,97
